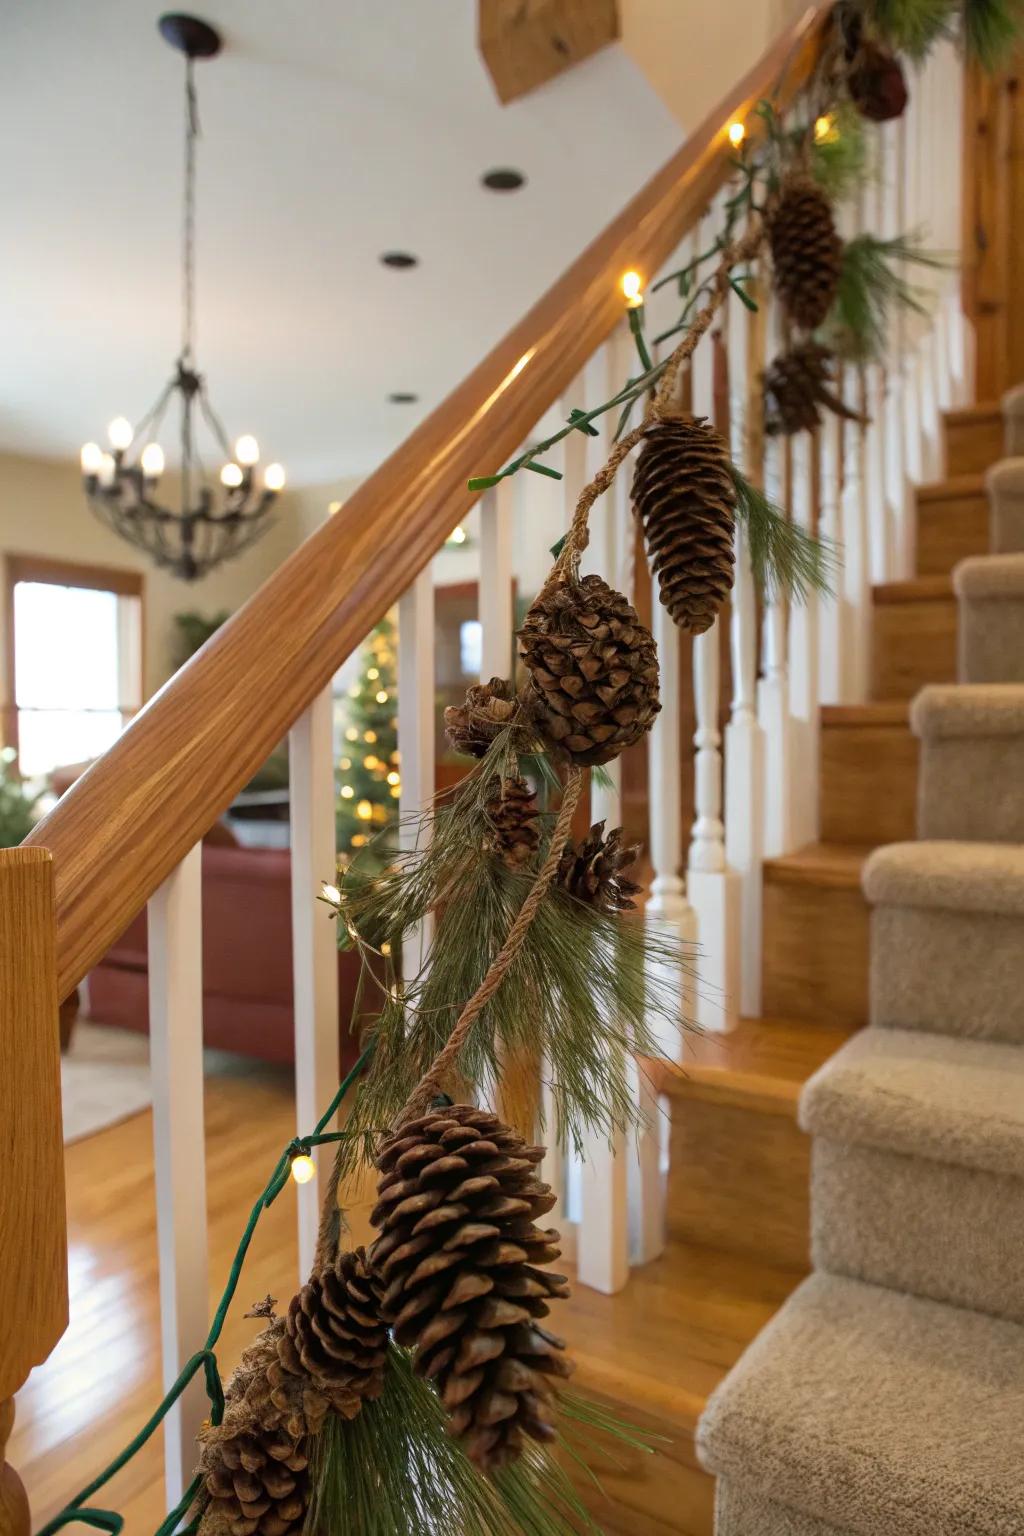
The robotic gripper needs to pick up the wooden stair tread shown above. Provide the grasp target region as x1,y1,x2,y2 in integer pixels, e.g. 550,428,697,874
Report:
763,841,873,889
916,473,986,502
873,574,954,603
643,1017,851,1113
944,401,1001,427
564,1240,803,1434
820,702,910,728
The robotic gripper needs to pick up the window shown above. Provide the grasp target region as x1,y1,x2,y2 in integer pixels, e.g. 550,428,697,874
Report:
4,556,143,778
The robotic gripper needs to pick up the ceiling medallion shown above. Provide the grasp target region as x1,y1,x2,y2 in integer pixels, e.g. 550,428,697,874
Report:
80,13,285,581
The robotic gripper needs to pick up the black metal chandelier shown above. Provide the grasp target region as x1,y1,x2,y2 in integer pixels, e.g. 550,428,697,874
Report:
81,13,285,582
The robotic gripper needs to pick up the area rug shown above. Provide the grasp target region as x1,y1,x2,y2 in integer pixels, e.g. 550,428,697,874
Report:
62,1020,151,1144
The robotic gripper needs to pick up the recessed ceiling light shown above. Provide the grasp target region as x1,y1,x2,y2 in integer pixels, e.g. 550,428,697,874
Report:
482,168,526,192
380,251,419,269
388,391,419,404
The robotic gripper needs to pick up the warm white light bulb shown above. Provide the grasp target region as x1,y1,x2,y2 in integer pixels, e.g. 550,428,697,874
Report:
235,434,260,466
290,1153,316,1185
108,416,133,451
621,270,643,307
264,462,286,492
728,120,746,148
141,442,165,479
98,452,117,487
220,462,244,489
449,525,467,545
81,442,103,476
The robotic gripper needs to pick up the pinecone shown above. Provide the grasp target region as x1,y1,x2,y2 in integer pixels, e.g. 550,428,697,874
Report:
369,1104,574,1472
280,1246,388,1414
556,821,642,914
484,776,541,869
768,174,843,331
199,1320,331,1536
445,677,518,758
763,342,861,436
518,574,660,766
632,415,736,635
847,39,908,121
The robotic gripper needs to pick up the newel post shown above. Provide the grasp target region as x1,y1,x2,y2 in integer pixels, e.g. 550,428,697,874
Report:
0,848,68,1536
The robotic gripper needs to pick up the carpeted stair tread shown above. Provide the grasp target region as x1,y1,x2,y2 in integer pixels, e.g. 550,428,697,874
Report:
910,681,1024,737
863,840,1024,916
799,1026,1024,1179
697,1272,1024,1536
954,551,1024,598
985,454,1024,552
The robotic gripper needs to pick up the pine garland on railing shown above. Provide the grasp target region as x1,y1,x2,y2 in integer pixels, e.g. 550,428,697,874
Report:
40,3,1024,1533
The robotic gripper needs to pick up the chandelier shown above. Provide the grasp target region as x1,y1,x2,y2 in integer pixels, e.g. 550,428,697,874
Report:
80,13,285,582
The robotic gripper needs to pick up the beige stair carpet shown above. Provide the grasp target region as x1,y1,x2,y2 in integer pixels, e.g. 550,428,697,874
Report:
865,841,1024,1042
955,553,1024,683
911,683,1024,842
800,1026,1024,1321
986,455,1024,550
715,1479,855,1535
697,1272,1024,1536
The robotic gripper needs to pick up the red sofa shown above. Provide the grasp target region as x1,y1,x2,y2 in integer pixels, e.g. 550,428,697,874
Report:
87,843,366,1072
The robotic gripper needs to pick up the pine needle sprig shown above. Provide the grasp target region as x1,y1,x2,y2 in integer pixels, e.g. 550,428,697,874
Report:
821,230,949,364
863,0,956,57
730,465,839,602
965,0,1024,68
307,1345,614,1536
808,101,870,203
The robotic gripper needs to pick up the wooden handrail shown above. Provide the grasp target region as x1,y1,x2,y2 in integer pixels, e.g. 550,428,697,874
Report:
27,3,832,1002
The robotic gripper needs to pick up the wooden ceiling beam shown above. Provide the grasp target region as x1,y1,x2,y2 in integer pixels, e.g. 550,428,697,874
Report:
478,0,619,105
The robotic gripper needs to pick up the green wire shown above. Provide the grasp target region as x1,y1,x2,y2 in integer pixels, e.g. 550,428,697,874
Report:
37,1042,375,1536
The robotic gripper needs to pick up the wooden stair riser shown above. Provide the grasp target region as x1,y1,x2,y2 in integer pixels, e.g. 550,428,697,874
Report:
665,1094,811,1270
820,716,918,845
942,406,1004,477
761,869,869,1027
915,482,989,575
871,584,957,700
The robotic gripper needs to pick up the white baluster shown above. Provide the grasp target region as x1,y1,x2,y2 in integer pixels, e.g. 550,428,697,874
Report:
758,291,793,856
563,352,630,1292
541,1070,576,1265
148,843,208,1507
841,368,872,702
818,410,845,704
398,569,435,981
289,682,341,1277
877,118,908,578
786,430,820,845
479,478,515,681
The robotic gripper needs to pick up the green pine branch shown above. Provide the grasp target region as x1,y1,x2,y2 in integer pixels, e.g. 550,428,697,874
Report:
821,230,950,365
730,466,839,603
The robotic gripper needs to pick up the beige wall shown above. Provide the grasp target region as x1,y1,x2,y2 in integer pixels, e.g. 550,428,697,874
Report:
0,451,305,708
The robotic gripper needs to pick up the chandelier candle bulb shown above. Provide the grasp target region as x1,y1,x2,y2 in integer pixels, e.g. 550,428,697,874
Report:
263,462,286,492
98,453,117,488
220,462,244,489
140,443,165,479
108,417,133,451
80,442,102,477
234,434,259,466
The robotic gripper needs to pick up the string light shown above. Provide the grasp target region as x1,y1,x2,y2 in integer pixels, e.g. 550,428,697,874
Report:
339,756,351,770
364,730,377,743
815,113,836,143
381,941,392,956
351,833,367,847
367,667,379,680
364,754,380,769
621,270,643,308
341,784,354,799
728,120,746,147
290,1153,316,1185
448,525,468,545
386,771,400,786
375,689,389,704
345,726,359,742
356,799,374,821
390,784,401,798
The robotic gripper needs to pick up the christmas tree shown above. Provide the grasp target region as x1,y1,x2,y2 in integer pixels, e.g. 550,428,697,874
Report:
336,615,400,867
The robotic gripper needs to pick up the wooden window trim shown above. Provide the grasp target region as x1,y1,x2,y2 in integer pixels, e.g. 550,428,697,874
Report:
3,554,146,760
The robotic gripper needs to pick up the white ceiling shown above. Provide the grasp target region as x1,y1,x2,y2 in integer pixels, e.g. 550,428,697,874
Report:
1,1,681,483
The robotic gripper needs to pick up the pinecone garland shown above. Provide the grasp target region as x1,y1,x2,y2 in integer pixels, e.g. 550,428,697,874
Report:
632,415,736,635
281,1246,388,1413
518,574,660,766
557,822,642,914
768,174,843,332
763,342,859,436
445,677,518,758
484,776,542,869
369,1104,574,1472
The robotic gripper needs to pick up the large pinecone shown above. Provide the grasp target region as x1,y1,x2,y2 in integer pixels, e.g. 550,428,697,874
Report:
484,776,541,869
369,1104,573,1472
445,677,518,758
632,415,736,635
768,175,843,332
281,1246,388,1414
518,574,660,766
557,821,642,914
199,1321,330,1536
763,342,859,436
848,39,908,122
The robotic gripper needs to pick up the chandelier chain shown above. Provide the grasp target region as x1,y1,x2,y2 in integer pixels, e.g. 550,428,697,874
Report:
182,56,199,364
